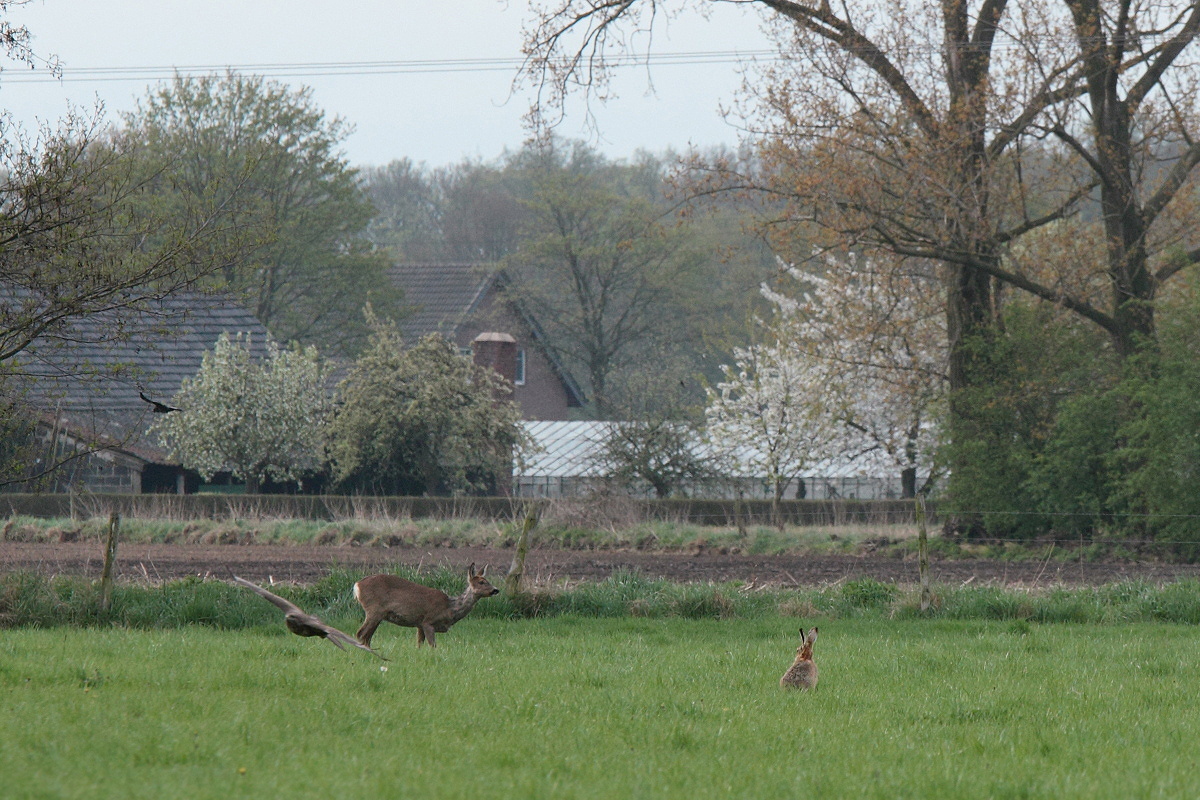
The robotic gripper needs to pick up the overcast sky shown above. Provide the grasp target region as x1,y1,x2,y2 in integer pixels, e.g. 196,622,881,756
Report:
1,0,773,169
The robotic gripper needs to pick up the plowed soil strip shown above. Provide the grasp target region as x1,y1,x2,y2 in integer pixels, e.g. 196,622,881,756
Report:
4,541,1200,587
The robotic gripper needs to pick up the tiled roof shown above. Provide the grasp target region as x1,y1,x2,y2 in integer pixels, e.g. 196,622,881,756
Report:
17,292,272,464
388,263,496,344
21,292,271,413
389,263,587,409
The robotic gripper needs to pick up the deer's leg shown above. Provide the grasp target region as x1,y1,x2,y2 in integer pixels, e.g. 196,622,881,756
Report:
356,613,384,647
419,623,437,648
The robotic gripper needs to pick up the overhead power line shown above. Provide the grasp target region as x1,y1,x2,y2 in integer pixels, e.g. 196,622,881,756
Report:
0,50,782,84
3,29,1187,86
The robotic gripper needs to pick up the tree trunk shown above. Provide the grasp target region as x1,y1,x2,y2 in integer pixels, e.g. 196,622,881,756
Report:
772,479,785,532
1069,0,1160,358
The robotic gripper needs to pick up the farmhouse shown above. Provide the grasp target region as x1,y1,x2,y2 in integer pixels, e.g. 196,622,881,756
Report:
389,263,586,420
11,293,272,494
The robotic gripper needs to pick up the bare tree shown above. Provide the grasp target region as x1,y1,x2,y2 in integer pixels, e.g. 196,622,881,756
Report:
0,13,280,486
527,0,1200,349
521,0,1200,494
0,109,270,483
504,140,702,416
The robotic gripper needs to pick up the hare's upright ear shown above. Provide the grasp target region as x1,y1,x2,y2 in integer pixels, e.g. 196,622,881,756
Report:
806,627,819,645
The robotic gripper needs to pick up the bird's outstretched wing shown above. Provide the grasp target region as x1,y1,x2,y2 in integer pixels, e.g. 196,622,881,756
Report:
231,576,387,660
232,575,304,615
139,391,181,413
322,626,386,658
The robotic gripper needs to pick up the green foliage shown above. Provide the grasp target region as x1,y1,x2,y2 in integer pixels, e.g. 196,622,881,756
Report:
1023,389,1124,537
121,71,400,354
943,304,1115,538
153,332,331,492
838,578,897,610
939,270,1200,548
1110,294,1200,549
12,569,1200,630
0,388,43,488
328,319,528,495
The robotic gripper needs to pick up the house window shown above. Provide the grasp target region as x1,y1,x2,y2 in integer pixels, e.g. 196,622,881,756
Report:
515,348,527,385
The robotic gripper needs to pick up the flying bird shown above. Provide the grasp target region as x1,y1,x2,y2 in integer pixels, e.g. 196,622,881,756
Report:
139,392,182,413
231,576,387,659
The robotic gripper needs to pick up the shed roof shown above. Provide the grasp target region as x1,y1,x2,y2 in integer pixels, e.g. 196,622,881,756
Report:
518,420,905,481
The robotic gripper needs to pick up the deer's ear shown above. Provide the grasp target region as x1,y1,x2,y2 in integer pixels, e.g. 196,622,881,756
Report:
467,562,477,576
480,564,488,577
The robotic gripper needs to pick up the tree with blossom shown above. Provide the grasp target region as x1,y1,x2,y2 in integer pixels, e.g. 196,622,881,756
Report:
153,333,332,493
708,252,946,505
763,253,947,497
706,338,843,521
327,320,528,496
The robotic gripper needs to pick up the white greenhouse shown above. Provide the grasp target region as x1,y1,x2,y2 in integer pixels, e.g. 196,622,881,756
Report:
514,420,925,500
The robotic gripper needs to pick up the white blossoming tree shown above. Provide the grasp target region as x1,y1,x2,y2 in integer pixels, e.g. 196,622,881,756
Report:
761,253,948,497
327,321,529,496
153,332,332,492
705,340,843,520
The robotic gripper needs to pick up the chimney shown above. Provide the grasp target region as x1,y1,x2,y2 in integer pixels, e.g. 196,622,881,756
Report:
472,332,518,385
472,332,518,497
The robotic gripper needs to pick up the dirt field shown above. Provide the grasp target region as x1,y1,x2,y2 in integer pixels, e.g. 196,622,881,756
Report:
5,540,1200,588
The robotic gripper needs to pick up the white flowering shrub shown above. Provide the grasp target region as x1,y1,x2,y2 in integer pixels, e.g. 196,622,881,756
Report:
327,322,528,496
153,332,332,492
706,341,843,504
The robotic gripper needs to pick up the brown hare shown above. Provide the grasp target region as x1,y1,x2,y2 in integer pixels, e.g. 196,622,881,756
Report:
779,626,818,689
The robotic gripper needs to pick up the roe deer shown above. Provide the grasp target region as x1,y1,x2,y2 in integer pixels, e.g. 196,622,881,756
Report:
779,626,818,689
354,563,499,648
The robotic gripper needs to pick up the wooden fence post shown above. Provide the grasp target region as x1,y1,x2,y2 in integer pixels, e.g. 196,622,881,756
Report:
100,511,119,611
505,506,539,596
916,496,932,612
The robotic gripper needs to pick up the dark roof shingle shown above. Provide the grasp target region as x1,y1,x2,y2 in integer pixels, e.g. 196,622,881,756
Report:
388,263,496,343
21,292,271,413
16,292,271,465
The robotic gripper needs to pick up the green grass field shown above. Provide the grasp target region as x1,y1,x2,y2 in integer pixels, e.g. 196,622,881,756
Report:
3,616,1197,799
